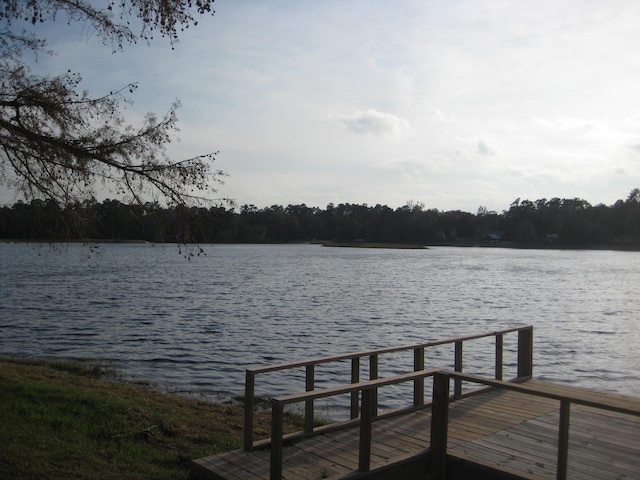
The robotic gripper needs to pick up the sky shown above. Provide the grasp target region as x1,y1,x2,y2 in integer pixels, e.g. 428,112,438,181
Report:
3,0,640,212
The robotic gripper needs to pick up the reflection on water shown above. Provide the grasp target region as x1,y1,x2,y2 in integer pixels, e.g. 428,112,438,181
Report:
1,243,639,408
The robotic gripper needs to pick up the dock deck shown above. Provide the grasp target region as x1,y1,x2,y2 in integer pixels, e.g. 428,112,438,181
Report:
191,381,640,479
190,327,640,479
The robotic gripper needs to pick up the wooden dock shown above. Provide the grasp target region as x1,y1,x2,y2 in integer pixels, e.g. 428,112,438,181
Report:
190,327,640,480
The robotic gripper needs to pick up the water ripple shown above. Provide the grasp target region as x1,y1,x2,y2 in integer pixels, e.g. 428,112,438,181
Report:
1,243,640,404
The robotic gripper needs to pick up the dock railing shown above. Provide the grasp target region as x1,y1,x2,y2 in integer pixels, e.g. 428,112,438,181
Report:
244,325,533,451
269,368,441,480
429,370,640,480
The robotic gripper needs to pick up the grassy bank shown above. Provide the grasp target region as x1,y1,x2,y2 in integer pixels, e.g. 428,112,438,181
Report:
0,357,288,480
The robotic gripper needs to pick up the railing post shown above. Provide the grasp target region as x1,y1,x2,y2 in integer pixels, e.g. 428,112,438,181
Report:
351,357,360,419
244,370,255,451
454,341,463,398
518,327,533,379
557,400,571,480
305,364,315,433
369,354,378,417
270,399,284,480
359,388,373,472
430,372,450,480
414,347,425,406
495,333,504,380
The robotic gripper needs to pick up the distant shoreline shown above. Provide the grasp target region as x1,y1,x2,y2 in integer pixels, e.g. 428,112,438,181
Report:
2,239,639,252
321,241,428,249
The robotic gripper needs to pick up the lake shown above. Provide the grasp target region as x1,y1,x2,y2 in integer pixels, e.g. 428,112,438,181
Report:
1,242,639,413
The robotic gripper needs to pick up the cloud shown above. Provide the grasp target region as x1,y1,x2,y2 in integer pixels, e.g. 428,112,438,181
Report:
477,140,494,156
334,108,410,137
4,0,639,213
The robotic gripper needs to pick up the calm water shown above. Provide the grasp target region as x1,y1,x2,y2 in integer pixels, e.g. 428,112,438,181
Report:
1,243,639,411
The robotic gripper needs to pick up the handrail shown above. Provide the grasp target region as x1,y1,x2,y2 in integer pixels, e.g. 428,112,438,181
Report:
430,371,640,480
270,368,441,480
247,326,530,375
446,371,640,415
244,325,533,451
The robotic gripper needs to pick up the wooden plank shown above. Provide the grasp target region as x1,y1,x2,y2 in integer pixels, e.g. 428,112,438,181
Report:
475,428,559,460
565,447,640,478
369,428,427,453
190,457,232,480
281,442,357,478
297,434,360,470
197,453,267,480
506,416,559,442
450,442,553,478
227,452,270,480
447,451,546,480
311,434,389,470
561,421,640,451
449,409,527,432
455,408,640,480
450,392,554,418
465,390,557,411
451,391,557,419
448,414,512,438
373,413,431,447
281,445,339,480
453,394,552,415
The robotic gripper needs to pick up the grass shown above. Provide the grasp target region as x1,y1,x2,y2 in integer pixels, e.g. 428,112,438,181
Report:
0,357,298,480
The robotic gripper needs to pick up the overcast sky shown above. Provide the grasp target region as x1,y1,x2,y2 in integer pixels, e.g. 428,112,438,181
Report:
5,0,640,212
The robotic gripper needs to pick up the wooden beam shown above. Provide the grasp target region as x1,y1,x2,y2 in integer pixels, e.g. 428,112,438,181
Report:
454,341,463,397
370,354,379,417
517,327,533,379
351,357,360,419
270,400,284,480
305,364,315,433
244,370,255,451
495,333,503,380
557,399,571,480
359,389,374,471
430,372,450,480
414,347,425,406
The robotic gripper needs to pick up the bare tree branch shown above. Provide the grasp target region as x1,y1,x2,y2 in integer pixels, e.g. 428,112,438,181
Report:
0,0,223,214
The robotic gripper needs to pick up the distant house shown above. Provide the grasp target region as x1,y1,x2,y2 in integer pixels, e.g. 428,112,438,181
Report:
480,230,505,242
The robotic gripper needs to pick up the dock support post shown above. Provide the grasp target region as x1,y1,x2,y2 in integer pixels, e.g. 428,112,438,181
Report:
359,388,373,472
351,357,360,419
495,333,504,380
430,372,450,480
305,364,315,433
270,400,284,480
414,347,425,406
454,341,463,398
369,354,378,417
557,400,571,480
518,327,533,379
244,370,255,451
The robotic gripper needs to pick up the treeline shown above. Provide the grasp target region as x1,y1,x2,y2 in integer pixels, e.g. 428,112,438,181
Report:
1,189,639,248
